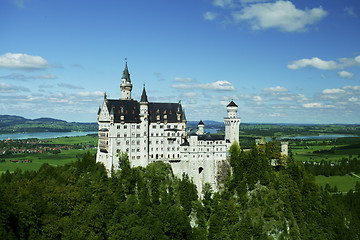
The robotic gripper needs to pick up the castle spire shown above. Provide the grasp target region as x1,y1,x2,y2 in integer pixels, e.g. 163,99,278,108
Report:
141,84,148,103
122,59,131,82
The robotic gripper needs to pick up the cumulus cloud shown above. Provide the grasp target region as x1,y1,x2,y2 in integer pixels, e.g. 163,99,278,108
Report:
204,12,218,21
264,86,288,92
0,82,29,93
0,53,51,70
0,73,56,81
344,7,356,17
172,80,236,91
76,91,103,97
302,102,332,108
288,55,360,70
322,88,346,94
174,77,196,83
181,92,198,104
288,57,338,70
213,0,234,8
58,83,84,90
232,1,327,32
338,71,354,79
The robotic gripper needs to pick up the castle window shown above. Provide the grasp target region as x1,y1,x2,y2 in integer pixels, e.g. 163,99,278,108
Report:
153,125,156,129
117,133,120,138
137,156,140,159
126,140,129,145
132,140,135,145
137,148,140,152
160,125,163,128
137,140,140,145
137,125,140,129
117,125,120,129
124,125,127,129
156,133,159,136
167,125,171,129
124,133,127,137
136,134,140,137
132,125,135,129
132,156,135,160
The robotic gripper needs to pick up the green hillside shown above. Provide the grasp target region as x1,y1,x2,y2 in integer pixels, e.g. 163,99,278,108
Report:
0,115,97,134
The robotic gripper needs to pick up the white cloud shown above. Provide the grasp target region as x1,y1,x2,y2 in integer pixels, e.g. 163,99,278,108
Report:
58,83,84,90
232,1,327,32
343,85,360,91
355,56,360,63
288,57,338,70
322,88,346,94
264,86,288,92
76,91,103,97
253,95,262,101
302,102,334,108
349,97,358,102
0,82,29,93
204,12,218,21
0,73,56,80
269,113,280,117
288,55,360,70
172,80,236,91
337,70,354,79
213,0,233,8
0,53,51,70
174,77,196,83
344,7,356,17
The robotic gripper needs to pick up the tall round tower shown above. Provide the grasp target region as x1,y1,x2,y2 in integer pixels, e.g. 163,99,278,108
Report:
224,101,241,145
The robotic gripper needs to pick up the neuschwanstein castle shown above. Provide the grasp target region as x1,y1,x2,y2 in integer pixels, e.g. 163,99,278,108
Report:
96,62,240,193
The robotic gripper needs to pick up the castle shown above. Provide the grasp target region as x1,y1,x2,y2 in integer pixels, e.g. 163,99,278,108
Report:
96,62,240,193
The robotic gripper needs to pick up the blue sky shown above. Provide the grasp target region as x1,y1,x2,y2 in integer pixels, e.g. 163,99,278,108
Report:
1,0,360,123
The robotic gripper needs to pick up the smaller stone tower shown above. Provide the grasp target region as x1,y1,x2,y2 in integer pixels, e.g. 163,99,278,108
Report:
196,120,204,135
224,101,241,145
139,85,149,167
120,61,132,100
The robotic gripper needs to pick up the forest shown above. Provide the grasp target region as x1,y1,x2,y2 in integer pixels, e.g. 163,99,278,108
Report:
0,142,360,239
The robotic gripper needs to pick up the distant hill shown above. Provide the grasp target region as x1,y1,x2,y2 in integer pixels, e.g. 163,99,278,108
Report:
187,120,225,130
0,115,97,134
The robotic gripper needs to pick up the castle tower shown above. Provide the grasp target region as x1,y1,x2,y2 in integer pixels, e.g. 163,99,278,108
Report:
196,120,204,135
120,61,133,100
281,142,289,156
224,101,241,145
139,85,149,167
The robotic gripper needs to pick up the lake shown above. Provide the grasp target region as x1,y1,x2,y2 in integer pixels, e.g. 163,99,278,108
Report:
277,134,360,140
0,131,97,140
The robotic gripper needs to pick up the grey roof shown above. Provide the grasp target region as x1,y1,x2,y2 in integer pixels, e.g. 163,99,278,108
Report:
198,120,204,125
102,99,185,123
122,62,131,82
198,133,225,141
141,85,148,102
227,101,237,107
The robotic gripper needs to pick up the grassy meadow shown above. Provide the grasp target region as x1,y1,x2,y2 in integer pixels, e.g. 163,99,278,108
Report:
316,174,360,193
0,135,98,174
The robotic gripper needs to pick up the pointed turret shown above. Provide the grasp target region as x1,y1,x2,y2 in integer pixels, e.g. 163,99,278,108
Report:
141,84,148,103
122,61,131,82
120,59,133,100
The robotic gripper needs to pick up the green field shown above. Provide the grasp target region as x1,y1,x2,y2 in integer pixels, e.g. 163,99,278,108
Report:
0,135,98,174
291,145,360,162
45,134,98,145
315,174,360,193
